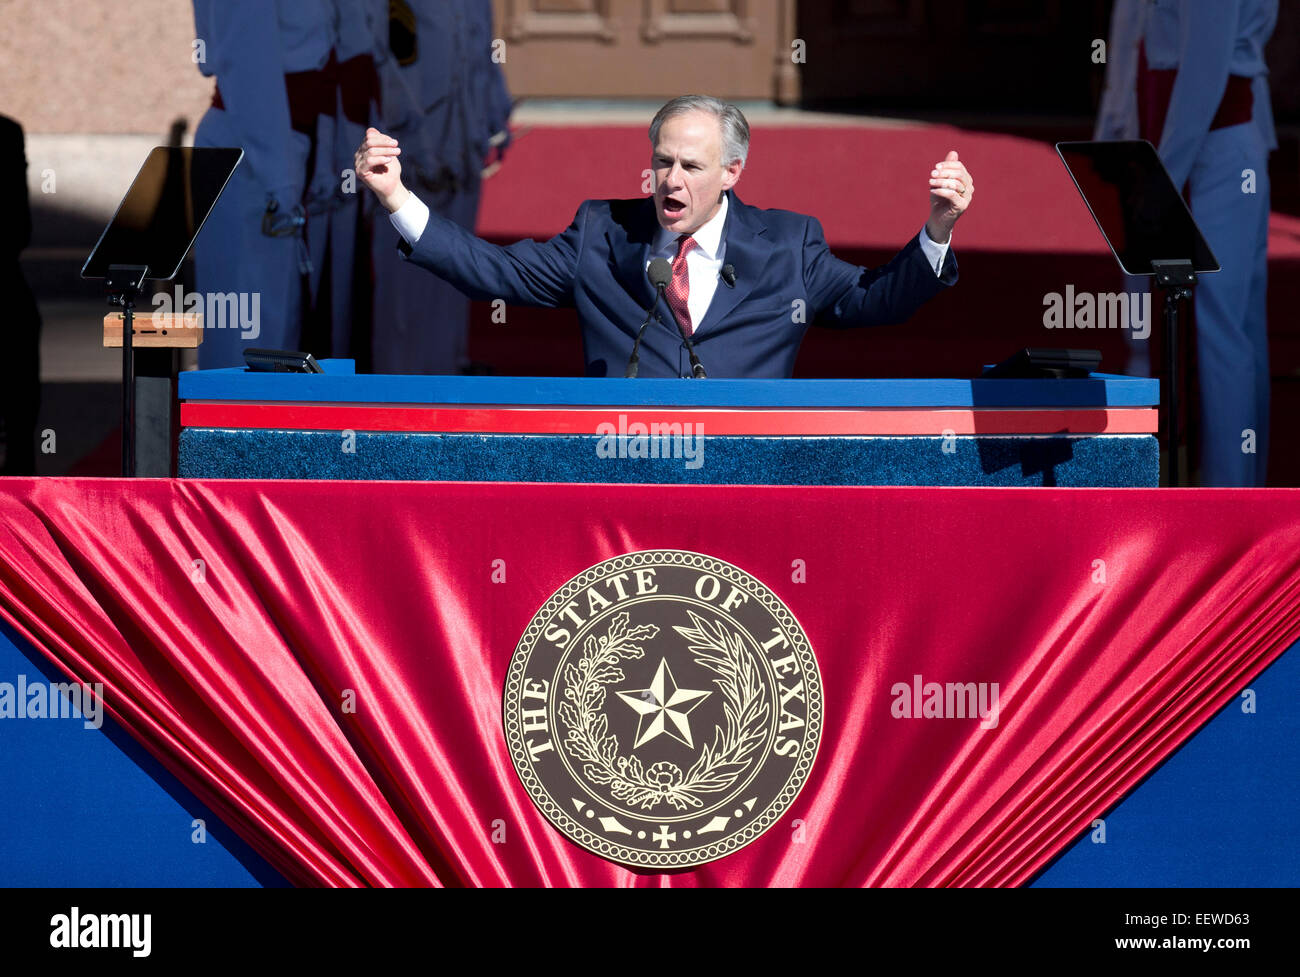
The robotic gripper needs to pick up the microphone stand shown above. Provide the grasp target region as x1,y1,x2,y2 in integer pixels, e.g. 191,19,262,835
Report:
625,284,667,378
680,327,707,379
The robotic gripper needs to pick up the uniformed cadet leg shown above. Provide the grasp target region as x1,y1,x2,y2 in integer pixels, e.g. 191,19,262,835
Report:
1189,122,1271,487
194,110,304,369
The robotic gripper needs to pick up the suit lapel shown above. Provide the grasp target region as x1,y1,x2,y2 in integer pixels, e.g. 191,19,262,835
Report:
606,193,775,338
607,198,659,323
694,192,772,335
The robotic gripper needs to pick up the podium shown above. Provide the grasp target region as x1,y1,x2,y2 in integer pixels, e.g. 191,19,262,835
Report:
178,363,1158,486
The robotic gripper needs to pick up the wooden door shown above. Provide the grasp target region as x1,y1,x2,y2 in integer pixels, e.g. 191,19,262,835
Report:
491,0,800,102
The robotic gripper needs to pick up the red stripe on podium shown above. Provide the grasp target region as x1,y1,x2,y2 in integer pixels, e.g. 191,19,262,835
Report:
180,402,1158,435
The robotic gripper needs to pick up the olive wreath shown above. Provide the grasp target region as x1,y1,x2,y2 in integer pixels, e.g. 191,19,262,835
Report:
558,610,770,811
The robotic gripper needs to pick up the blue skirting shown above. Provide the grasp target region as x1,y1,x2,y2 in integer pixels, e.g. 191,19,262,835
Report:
179,430,1159,486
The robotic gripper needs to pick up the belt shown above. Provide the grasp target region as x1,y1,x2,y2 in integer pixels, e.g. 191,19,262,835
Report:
1137,41,1254,143
337,53,377,127
211,51,378,133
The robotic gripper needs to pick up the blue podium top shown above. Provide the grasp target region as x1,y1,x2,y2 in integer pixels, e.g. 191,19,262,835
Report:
179,361,1159,409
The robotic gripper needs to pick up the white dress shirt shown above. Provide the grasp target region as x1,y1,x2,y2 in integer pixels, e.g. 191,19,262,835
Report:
389,191,953,328
648,194,729,333
917,224,951,274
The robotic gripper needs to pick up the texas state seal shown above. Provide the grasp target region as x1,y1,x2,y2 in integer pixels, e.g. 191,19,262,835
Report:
503,550,822,867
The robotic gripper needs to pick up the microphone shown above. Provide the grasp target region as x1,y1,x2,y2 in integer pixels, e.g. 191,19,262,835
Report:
720,264,736,288
647,256,673,292
625,257,672,378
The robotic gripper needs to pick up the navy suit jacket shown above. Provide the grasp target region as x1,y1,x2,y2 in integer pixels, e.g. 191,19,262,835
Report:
399,190,957,378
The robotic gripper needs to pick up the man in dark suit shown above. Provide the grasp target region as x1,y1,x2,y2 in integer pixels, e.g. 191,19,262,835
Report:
355,95,973,378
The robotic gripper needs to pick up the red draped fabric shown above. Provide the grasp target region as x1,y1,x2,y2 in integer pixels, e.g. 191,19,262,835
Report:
1,479,1297,887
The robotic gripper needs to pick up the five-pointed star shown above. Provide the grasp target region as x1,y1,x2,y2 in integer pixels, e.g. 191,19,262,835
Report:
617,659,712,749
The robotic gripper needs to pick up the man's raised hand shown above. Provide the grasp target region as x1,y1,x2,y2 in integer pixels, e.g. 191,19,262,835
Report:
925,150,973,245
355,127,409,213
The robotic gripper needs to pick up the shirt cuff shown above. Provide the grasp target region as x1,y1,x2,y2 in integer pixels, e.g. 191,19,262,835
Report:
918,225,951,276
389,192,430,245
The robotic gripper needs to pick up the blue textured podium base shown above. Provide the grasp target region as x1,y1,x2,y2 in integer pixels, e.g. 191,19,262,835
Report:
179,430,1158,486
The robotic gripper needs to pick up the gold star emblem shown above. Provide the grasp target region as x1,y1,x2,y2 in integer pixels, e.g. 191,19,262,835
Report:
617,658,712,749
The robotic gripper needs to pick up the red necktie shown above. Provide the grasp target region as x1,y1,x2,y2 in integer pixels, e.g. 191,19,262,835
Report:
665,234,695,336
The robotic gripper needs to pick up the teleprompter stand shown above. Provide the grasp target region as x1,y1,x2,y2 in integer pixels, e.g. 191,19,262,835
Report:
81,146,243,476
104,264,149,476
1151,258,1196,487
1056,141,1219,487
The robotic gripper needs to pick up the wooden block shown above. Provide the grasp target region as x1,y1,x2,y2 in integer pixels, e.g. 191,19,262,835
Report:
103,312,203,348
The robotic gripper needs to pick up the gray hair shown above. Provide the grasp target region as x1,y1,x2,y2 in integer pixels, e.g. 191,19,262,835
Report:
649,95,750,168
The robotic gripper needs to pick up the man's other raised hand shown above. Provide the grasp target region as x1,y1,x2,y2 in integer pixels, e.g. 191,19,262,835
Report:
925,150,973,245
356,128,409,213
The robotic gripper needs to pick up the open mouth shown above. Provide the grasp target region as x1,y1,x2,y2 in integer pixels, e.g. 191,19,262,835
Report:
662,196,686,217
